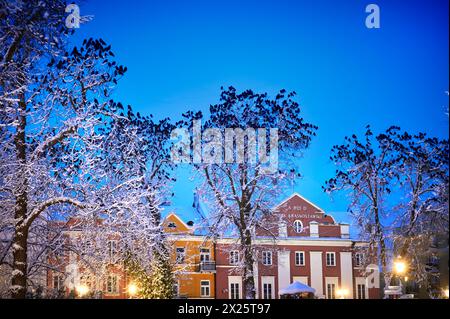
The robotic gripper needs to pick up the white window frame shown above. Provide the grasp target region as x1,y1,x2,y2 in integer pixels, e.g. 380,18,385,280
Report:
325,277,339,299
262,251,272,266
228,276,242,299
357,283,366,299
355,252,364,267
293,220,304,233
295,251,305,266
355,277,368,299
326,252,336,266
53,274,64,290
200,248,210,262
263,283,273,299
229,250,239,265
200,280,210,297
261,276,275,299
326,283,336,299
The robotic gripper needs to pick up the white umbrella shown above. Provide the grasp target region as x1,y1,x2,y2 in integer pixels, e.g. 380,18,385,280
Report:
279,281,316,295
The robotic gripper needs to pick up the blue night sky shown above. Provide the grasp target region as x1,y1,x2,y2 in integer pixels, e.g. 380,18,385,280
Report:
71,0,448,225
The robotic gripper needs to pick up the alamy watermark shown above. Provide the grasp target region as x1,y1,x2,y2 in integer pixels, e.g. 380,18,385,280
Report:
65,4,80,29
365,4,380,29
170,120,279,174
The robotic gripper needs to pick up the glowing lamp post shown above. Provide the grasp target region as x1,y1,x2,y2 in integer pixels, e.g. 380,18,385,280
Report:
76,284,89,298
127,282,139,299
393,257,408,297
336,288,349,299
393,260,407,276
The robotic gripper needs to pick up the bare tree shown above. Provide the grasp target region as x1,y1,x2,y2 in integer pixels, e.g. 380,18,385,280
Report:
0,1,173,298
324,126,400,278
179,87,317,298
325,125,449,291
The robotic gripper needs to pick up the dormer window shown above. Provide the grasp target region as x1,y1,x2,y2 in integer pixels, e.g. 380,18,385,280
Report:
168,222,177,228
293,220,304,233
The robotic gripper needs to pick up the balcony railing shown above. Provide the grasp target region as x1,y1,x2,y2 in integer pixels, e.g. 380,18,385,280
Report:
199,261,216,272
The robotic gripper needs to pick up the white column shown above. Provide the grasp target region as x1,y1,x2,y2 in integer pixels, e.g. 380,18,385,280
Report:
253,261,259,299
277,250,290,298
310,251,324,297
340,251,354,298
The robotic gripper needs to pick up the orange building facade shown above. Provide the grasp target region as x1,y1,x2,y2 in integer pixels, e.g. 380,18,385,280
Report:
162,213,216,299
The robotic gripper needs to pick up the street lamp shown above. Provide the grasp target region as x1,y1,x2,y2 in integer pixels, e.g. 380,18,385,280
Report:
393,259,407,275
127,282,139,298
76,284,89,298
336,288,349,299
392,257,408,297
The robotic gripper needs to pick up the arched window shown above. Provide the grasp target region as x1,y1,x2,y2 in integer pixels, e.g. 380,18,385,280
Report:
293,220,303,233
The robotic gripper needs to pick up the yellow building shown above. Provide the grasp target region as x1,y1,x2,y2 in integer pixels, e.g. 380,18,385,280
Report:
162,213,215,299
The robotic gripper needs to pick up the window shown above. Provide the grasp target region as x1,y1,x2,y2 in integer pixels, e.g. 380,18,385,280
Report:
168,222,177,228
326,283,336,299
293,220,304,233
53,274,64,290
230,283,240,299
176,247,185,264
355,253,364,267
262,251,272,266
200,280,210,297
295,251,305,266
173,281,179,297
108,240,118,261
229,251,239,265
106,274,119,294
326,252,336,266
200,248,210,262
357,284,366,299
263,283,273,299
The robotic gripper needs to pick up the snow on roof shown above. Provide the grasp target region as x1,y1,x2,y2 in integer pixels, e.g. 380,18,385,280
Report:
160,197,210,236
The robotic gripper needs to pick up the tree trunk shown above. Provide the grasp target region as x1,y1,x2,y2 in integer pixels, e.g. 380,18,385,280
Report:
242,231,256,299
11,223,29,299
11,95,29,299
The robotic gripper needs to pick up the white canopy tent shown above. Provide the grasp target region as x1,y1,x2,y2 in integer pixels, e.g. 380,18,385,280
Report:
279,281,316,295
